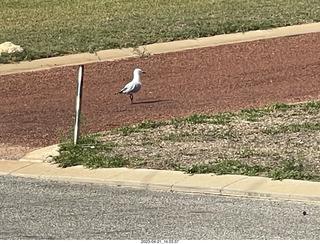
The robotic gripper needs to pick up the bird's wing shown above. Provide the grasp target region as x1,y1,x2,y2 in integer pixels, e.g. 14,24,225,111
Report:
118,82,131,93
120,81,141,94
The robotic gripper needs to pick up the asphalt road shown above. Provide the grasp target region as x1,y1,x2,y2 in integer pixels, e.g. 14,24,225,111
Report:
0,175,319,240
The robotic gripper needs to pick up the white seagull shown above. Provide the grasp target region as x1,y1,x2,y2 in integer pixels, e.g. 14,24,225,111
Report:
115,68,146,104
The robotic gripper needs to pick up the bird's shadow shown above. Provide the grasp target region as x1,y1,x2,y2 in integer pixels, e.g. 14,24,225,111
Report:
132,99,170,105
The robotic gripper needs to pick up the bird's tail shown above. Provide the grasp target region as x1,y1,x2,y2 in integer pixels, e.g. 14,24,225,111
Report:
115,88,126,95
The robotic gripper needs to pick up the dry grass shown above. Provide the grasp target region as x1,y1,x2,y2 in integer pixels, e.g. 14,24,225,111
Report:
86,102,319,180
54,101,320,181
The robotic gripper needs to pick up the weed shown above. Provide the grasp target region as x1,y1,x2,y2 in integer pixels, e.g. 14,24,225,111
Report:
53,134,118,168
238,107,266,122
137,120,168,129
180,113,234,125
182,159,269,176
266,102,292,112
302,100,320,114
263,121,320,135
208,113,234,125
113,125,139,136
177,157,320,181
162,133,191,142
202,130,239,140
267,158,318,181
171,117,184,129
184,114,209,124
237,103,292,121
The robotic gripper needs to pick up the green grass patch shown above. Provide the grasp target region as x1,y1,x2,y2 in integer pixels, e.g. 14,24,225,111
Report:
162,132,192,142
1,0,320,63
302,100,320,113
263,121,320,135
186,113,235,125
181,159,269,176
267,158,319,181
238,107,267,122
176,157,320,181
265,102,292,112
170,113,235,128
237,103,293,121
53,134,129,169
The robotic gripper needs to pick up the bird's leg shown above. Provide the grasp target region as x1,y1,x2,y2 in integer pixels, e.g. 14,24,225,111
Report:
130,94,133,104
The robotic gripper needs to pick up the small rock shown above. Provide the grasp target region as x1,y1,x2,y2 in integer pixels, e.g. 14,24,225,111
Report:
303,211,307,216
0,42,23,55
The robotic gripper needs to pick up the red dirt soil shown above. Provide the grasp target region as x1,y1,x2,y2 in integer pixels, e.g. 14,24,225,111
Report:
1,33,320,159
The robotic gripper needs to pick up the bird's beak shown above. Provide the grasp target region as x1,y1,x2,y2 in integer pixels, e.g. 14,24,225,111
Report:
142,71,146,74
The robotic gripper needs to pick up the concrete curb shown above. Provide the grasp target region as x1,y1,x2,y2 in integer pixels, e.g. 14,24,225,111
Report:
0,145,319,203
1,22,320,75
